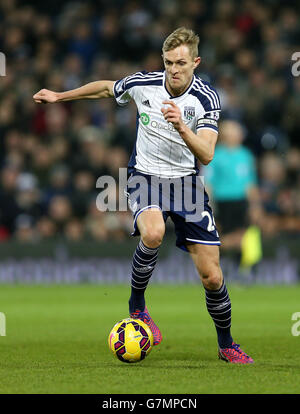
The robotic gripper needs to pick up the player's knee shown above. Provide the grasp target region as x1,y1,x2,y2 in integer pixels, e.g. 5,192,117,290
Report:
142,225,165,248
201,266,223,290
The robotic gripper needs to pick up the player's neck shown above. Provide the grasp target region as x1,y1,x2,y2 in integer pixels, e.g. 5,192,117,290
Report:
165,76,193,97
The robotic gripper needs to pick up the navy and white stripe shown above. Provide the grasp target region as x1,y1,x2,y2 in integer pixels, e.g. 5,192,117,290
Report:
190,77,221,133
129,240,159,313
205,280,233,348
194,78,221,109
114,71,163,99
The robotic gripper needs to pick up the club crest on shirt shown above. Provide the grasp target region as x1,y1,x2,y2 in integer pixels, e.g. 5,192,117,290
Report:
184,106,195,120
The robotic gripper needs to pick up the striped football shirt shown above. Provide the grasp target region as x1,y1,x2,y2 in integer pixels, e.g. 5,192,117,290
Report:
113,71,221,178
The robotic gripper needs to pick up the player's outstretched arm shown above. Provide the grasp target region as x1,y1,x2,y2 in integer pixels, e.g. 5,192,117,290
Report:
33,80,115,104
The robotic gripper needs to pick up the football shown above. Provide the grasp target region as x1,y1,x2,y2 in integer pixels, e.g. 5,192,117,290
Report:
108,318,153,363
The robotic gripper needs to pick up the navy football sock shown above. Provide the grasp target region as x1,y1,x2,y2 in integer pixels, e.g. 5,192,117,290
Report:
204,280,233,349
129,240,159,314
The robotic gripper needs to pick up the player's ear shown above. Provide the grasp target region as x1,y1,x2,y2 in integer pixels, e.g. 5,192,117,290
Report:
194,57,201,69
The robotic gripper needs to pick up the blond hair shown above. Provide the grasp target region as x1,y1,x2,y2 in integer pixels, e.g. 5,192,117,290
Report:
162,27,199,59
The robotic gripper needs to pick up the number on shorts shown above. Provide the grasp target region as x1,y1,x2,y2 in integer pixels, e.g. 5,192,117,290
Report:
201,211,217,233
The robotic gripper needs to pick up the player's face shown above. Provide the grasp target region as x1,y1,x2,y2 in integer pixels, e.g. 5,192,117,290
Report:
163,45,201,96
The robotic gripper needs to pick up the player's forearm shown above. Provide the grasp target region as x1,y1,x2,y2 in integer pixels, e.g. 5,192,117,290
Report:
56,80,114,102
177,124,216,165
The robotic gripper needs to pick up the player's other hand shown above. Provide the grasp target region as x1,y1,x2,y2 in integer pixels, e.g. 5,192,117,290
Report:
33,89,59,104
161,100,184,131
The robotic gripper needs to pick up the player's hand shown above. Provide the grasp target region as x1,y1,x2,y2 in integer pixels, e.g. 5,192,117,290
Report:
33,89,59,104
161,100,184,132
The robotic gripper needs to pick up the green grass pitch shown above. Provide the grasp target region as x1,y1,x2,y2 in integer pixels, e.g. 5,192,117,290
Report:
0,283,299,394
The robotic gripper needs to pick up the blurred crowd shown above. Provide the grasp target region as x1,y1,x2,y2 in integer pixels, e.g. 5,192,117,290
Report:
0,0,300,243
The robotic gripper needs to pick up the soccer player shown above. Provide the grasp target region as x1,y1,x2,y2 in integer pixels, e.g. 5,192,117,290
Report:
33,27,254,364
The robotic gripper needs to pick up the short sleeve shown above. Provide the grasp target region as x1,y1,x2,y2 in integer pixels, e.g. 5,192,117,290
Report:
113,71,149,106
193,79,221,133
113,71,164,107
113,77,133,106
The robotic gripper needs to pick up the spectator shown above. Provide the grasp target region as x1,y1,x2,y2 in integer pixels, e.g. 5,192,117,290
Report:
71,170,95,218
0,165,21,236
47,195,73,233
35,216,57,240
14,214,36,242
64,217,85,241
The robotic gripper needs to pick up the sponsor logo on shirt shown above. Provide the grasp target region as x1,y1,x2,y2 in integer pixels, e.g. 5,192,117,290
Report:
150,120,176,132
140,112,150,125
